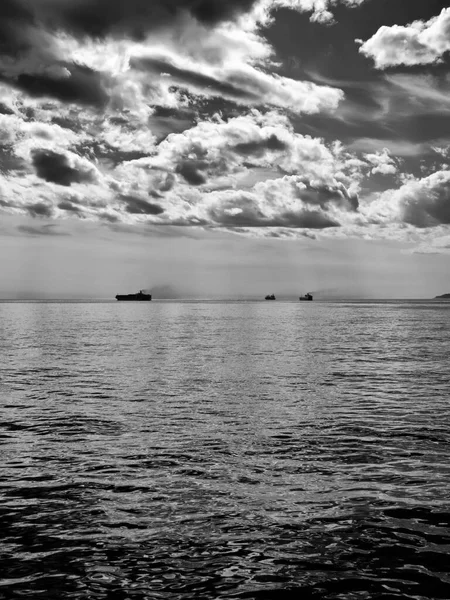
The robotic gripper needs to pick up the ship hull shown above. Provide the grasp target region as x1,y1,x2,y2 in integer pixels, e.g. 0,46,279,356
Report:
115,294,151,301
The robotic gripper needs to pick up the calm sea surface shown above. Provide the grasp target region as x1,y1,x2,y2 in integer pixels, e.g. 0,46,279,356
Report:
1,300,450,599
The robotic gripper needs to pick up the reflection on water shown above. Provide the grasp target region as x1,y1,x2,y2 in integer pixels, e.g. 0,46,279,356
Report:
1,301,450,599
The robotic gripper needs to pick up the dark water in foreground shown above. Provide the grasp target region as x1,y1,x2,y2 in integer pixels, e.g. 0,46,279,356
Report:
1,301,450,600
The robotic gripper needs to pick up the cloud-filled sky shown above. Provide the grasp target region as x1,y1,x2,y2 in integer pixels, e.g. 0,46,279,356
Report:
0,0,449,298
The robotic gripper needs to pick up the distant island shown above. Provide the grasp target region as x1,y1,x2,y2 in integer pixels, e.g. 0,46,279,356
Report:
435,294,450,299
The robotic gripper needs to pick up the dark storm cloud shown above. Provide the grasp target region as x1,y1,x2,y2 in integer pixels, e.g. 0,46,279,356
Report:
99,211,120,223
0,197,15,208
25,202,54,218
0,149,27,174
400,173,450,227
0,103,14,115
76,141,152,166
32,150,96,186
233,134,288,156
152,107,196,119
120,195,165,215
40,0,257,38
158,173,176,193
176,161,208,185
294,180,359,212
0,0,259,106
209,196,340,229
271,210,339,229
0,0,257,46
13,65,109,108
148,106,196,141
131,57,257,101
0,0,32,56
57,200,84,215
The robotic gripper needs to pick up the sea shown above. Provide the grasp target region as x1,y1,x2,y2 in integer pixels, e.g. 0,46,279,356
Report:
1,300,449,600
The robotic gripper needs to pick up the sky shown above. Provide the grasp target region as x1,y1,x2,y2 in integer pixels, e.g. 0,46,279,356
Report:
0,0,450,298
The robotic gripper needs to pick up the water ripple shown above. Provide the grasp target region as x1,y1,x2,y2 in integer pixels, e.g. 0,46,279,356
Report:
0,300,449,599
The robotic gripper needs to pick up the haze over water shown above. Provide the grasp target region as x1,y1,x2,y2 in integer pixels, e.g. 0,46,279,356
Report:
1,300,450,599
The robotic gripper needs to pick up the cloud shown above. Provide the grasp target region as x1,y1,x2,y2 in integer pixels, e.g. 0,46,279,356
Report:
131,56,257,101
32,149,99,186
398,171,450,227
358,7,450,68
203,172,359,231
293,178,359,211
57,199,84,215
38,0,258,38
11,65,109,108
5,102,436,242
233,133,287,156
119,194,165,215
367,170,450,228
0,0,256,49
17,223,69,236
25,202,54,218
0,0,351,114
135,110,361,186
0,0,368,49
131,52,343,113
207,192,341,228
249,0,368,27
364,148,398,176
176,161,208,186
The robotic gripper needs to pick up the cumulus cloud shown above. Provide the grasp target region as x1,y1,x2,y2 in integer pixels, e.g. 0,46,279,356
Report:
119,195,165,215
57,199,84,215
31,149,99,186
398,171,450,227
0,0,361,114
366,170,450,228
176,161,208,186
2,0,447,245
234,133,287,155
110,110,367,217
358,7,450,68
206,189,341,229
364,148,398,176
130,48,343,113
6,96,448,242
11,65,109,108
0,107,368,233
249,0,368,27
24,202,55,218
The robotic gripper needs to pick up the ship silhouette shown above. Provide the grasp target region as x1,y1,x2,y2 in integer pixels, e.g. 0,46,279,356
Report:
115,290,152,301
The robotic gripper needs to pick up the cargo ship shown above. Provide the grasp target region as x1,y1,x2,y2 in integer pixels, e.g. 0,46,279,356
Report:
115,290,152,301
299,293,313,301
